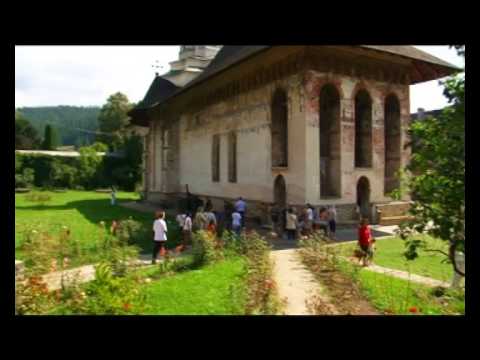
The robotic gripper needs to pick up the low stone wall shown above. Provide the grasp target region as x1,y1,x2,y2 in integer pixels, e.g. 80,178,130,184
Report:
376,201,411,218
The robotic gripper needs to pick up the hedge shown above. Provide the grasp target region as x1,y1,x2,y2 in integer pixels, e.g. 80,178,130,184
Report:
15,152,142,191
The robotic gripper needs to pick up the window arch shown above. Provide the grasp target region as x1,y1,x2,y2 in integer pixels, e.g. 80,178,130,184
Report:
384,94,401,194
271,88,288,167
354,89,373,168
319,84,341,198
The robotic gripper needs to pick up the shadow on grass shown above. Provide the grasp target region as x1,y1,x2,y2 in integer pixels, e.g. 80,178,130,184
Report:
16,199,181,254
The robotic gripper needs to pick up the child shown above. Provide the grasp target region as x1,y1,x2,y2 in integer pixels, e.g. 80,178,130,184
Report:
357,217,374,266
152,210,168,264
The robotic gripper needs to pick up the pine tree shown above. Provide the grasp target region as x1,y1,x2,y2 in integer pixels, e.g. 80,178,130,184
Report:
42,124,60,150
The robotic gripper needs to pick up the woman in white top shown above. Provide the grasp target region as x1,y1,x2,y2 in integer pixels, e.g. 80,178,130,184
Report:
182,213,193,247
152,210,168,264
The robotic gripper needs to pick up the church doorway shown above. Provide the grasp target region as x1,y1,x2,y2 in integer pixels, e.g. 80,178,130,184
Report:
356,176,371,220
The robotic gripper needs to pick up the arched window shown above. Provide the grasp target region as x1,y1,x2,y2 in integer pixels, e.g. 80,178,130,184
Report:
271,88,288,167
319,84,341,198
384,94,401,194
355,89,373,168
212,134,220,182
228,131,237,183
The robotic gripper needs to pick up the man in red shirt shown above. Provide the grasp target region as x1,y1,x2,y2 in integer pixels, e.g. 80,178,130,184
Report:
357,217,375,266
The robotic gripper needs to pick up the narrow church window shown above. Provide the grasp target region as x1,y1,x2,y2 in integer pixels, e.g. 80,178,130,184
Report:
271,88,288,167
354,89,373,168
228,131,237,183
212,134,220,182
384,94,401,194
319,84,341,198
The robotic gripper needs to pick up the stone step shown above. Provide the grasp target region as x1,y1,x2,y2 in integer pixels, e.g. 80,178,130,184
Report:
379,216,413,226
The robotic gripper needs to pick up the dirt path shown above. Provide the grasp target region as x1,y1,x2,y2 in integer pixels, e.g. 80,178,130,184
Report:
343,258,450,288
270,248,334,315
29,251,189,291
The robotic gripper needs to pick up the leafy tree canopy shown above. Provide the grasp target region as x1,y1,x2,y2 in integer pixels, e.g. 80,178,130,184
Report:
400,45,465,277
97,92,134,149
15,112,41,150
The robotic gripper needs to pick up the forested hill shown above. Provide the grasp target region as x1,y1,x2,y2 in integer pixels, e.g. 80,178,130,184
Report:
16,106,101,146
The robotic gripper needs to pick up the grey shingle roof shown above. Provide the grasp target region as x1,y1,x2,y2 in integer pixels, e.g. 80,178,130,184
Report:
133,76,179,111
130,46,460,125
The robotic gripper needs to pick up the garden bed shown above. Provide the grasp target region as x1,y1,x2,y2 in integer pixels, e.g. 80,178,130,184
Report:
299,236,464,315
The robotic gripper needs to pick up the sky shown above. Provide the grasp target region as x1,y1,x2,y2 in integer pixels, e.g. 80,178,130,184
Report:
15,45,465,113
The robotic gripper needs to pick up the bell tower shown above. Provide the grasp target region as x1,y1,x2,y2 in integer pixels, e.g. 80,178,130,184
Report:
162,45,222,87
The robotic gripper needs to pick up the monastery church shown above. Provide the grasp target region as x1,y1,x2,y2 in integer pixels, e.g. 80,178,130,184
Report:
128,45,458,224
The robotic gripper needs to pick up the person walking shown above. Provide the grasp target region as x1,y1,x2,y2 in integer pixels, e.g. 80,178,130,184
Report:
152,211,168,264
194,206,208,231
328,205,337,240
111,186,117,206
270,202,281,236
285,208,297,241
235,197,247,228
182,212,192,248
232,209,242,236
205,208,217,228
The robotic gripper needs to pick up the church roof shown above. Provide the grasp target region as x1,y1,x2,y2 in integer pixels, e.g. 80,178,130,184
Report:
134,76,179,111
130,46,460,126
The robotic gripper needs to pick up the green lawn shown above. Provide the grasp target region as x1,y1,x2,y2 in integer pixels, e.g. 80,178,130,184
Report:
335,235,453,282
15,190,180,265
336,259,464,315
141,257,246,315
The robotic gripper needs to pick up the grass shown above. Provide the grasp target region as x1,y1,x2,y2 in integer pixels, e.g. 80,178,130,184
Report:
15,190,180,266
336,258,464,315
335,235,453,282
141,257,246,315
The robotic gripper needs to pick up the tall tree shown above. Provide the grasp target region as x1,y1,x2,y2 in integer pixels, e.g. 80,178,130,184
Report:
97,92,134,149
42,124,60,150
15,111,41,149
400,45,465,277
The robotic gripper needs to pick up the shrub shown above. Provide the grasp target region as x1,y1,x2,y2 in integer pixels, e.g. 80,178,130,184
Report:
16,275,55,315
233,231,281,315
19,226,79,275
51,262,147,315
78,146,104,189
24,191,52,207
192,230,223,267
80,262,146,314
15,168,35,188
90,142,109,152
52,162,78,188
115,218,147,246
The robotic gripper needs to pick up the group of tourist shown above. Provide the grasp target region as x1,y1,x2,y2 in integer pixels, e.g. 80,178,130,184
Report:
151,197,250,263
151,195,376,266
271,203,337,241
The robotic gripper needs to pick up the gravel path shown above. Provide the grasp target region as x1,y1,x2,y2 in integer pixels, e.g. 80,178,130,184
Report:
270,248,334,315
35,252,189,291
356,261,450,288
